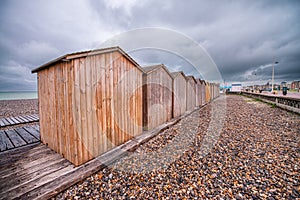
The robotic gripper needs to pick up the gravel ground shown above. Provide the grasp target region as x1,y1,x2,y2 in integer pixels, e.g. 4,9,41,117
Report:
55,95,300,199
0,99,38,118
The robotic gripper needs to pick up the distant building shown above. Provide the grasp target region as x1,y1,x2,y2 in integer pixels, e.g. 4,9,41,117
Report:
291,81,300,89
231,83,242,93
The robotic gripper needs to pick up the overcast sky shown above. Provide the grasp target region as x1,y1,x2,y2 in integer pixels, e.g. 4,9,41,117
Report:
0,0,300,91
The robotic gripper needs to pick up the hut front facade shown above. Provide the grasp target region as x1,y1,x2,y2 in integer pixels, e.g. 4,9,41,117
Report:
32,47,143,166
205,81,211,103
201,80,206,105
186,76,197,111
195,79,202,107
142,65,173,131
171,71,187,118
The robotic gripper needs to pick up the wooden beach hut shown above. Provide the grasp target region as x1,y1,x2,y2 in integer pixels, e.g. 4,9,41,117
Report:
142,64,173,131
171,71,187,118
186,76,197,111
195,79,202,107
32,46,143,166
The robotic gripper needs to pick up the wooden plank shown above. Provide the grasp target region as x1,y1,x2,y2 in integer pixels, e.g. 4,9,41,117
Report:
28,114,38,121
1,118,10,126
33,114,40,120
18,116,29,123
14,116,25,123
23,115,36,121
0,148,61,178
91,55,98,157
32,124,40,132
80,57,89,163
1,164,74,199
0,130,14,151
85,56,93,159
14,127,39,144
0,149,64,178
0,159,72,195
5,117,15,125
5,129,26,148
0,143,41,164
9,116,20,124
0,119,5,127
74,59,83,166
0,157,69,187
23,126,40,140
68,60,77,165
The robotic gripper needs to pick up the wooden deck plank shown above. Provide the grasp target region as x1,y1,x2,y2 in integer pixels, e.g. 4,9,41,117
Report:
0,143,41,164
14,116,25,123
32,124,40,132
0,157,68,183
4,117,15,125
30,115,39,121
0,130,14,151
30,114,39,120
23,126,40,140
3,165,74,199
23,115,35,122
22,115,34,121
0,148,60,177
0,159,72,195
15,127,39,144
18,116,29,123
9,116,20,124
1,118,10,126
0,119,5,127
5,129,27,147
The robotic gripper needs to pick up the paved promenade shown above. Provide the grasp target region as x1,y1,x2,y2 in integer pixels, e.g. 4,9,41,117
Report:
56,95,300,199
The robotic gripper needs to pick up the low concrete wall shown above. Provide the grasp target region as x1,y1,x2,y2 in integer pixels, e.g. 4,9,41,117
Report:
242,92,300,114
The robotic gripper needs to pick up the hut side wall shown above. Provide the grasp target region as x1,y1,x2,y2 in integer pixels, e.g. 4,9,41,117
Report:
186,78,196,111
38,51,143,166
143,68,173,131
173,74,187,118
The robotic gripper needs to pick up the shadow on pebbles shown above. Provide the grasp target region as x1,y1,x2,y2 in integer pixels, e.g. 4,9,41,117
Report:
55,95,299,199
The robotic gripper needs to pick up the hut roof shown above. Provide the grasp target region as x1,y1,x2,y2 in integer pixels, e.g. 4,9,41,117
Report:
171,71,186,79
32,46,142,73
186,76,197,83
142,64,173,78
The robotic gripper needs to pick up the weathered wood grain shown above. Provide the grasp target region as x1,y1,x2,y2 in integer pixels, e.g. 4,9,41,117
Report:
23,126,40,140
15,127,39,144
5,129,26,147
0,130,14,151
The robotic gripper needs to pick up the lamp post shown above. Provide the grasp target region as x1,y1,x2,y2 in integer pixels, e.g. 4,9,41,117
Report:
271,60,279,94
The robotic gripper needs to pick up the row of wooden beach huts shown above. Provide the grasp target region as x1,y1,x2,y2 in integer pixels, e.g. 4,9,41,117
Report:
32,46,220,166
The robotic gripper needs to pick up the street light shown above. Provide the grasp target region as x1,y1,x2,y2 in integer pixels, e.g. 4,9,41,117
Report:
271,60,279,94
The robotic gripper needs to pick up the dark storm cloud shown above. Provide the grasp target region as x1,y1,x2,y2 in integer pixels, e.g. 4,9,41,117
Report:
0,0,300,91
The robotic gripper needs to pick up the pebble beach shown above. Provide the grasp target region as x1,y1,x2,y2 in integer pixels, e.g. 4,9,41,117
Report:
54,95,300,199
0,99,38,118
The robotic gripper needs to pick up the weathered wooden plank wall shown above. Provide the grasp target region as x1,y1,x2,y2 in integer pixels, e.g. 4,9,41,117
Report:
205,81,211,103
201,80,206,105
172,72,187,118
186,76,197,111
37,50,143,166
143,65,173,131
196,79,202,107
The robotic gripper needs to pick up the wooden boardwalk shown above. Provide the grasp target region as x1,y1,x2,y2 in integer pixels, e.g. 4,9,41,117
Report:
0,114,39,128
0,106,201,199
0,144,74,200
0,125,40,152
